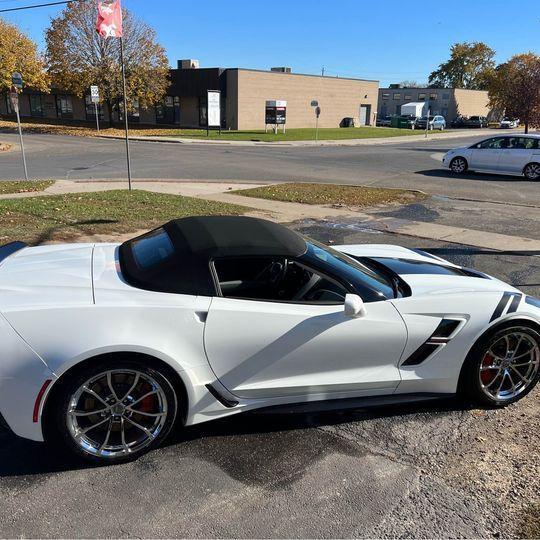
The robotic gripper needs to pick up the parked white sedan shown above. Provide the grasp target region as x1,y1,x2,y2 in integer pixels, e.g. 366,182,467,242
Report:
443,134,540,180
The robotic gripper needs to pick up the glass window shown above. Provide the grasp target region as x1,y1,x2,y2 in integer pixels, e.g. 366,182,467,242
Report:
199,96,207,126
507,137,538,150
477,137,508,149
131,228,175,270
382,93,390,100
393,93,402,100
5,94,13,114
418,93,426,101
213,256,349,304
404,94,412,101
429,93,438,100
85,95,104,120
56,95,73,118
29,94,44,117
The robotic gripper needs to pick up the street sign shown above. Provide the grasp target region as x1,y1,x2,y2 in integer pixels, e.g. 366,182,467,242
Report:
310,100,319,107
9,90,19,112
90,85,100,104
315,106,321,118
11,72,23,89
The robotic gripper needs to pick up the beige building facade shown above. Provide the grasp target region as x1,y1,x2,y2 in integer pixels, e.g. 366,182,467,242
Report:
378,86,494,122
226,69,379,130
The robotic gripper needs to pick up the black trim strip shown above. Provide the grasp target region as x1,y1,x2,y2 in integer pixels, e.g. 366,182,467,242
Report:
490,292,513,322
205,384,239,408
507,294,522,314
402,343,441,366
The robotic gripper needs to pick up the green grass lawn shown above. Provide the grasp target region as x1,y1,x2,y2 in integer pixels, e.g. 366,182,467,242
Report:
0,180,54,195
0,189,248,245
133,127,436,142
234,183,425,207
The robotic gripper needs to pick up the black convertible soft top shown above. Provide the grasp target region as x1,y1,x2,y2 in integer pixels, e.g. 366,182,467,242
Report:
119,216,308,295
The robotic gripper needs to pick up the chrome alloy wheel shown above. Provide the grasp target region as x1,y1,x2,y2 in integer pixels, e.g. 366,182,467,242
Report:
524,163,540,181
66,369,168,459
479,331,540,401
450,157,467,173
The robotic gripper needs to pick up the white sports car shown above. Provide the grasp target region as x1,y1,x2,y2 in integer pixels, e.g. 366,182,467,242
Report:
1,216,539,463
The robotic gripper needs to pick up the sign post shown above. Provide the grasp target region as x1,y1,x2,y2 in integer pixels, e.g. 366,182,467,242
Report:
11,73,28,181
90,85,100,133
311,100,320,141
207,90,221,136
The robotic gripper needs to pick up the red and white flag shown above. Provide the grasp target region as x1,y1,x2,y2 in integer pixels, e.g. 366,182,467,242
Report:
96,0,123,38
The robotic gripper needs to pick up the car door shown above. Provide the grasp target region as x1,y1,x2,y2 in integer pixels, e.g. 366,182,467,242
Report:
469,136,508,171
203,257,407,399
499,137,535,174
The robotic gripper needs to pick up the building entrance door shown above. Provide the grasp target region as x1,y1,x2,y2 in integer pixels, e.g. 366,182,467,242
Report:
359,105,371,126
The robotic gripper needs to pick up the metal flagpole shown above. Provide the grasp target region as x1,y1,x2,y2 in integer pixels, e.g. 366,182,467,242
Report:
119,36,132,190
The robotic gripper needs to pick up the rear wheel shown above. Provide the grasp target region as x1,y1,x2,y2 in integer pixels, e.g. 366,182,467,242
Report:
450,156,468,174
44,360,178,464
462,325,540,407
524,163,540,181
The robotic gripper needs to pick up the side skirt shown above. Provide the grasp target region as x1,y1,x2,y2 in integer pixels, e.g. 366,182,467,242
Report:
249,392,455,416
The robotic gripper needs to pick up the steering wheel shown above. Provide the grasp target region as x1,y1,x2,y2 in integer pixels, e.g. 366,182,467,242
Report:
292,274,322,301
254,259,288,285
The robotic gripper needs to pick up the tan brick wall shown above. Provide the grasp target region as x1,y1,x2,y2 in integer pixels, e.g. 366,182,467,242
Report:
453,89,492,118
233,69,379,130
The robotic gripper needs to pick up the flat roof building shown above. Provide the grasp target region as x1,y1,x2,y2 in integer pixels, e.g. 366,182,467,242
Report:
0,61,379,130
378,86,494,122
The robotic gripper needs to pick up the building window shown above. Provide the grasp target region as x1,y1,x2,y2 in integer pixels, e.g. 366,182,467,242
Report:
29,94,44,117
393,93,402,100
404,94,412,101
85,95,104,120
430,93,438,100
199,96,207,126
5,94,13,114
418,93,426,101
155,96,175,124
56,95,73,118
382,93,390,100
118,98,140,122
173,96,181,125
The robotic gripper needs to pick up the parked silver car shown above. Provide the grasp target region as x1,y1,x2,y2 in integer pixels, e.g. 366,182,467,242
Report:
443,135,540,181
416,115,446,131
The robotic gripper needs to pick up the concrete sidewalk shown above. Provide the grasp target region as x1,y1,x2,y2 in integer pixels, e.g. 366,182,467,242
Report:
2,179,539,253
99,128,496,148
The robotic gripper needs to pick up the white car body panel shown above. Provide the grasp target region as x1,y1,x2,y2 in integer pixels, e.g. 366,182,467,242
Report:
0,241,538,444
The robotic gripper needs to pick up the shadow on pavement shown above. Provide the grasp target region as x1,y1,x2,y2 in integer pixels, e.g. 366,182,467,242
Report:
0,396,469,478
417,169,529,183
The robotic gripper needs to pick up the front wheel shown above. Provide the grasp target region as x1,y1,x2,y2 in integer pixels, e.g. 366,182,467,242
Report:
44,360,179,464
450,156,468,174
524,163,540,181
461,325,540,407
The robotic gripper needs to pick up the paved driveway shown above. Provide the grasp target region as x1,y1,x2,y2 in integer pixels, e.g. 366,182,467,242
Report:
1,229,538,538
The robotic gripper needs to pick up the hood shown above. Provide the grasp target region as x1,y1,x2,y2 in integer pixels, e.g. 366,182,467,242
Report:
335,244,519,297
0,243,95,310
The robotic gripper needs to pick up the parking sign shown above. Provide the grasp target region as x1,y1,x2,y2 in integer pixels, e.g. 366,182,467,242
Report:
90,85,100,103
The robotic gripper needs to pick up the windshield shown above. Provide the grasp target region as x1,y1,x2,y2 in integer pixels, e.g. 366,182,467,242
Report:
299,241,395,302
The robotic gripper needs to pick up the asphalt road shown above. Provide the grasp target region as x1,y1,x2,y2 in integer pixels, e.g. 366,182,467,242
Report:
0,229,538,539
1,132,539,208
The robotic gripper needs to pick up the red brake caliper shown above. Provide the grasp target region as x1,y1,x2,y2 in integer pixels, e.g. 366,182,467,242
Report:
481,353,496,385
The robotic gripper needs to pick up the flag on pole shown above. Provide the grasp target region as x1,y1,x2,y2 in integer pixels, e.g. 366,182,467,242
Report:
96,0,123,38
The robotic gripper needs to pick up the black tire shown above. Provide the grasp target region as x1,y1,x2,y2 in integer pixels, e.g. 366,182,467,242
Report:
450,156,468,174
523,163,540,181
460,324,540,408
43,359,179,464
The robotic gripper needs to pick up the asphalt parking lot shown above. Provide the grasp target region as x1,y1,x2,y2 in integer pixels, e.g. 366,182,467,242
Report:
1,226,538,539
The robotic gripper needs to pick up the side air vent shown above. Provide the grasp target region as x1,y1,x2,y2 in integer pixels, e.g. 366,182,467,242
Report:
431,319,461,339
402,318,465,367
402,343,441,366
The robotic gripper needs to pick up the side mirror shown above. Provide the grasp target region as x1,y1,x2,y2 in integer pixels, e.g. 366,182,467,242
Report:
344,294,366,318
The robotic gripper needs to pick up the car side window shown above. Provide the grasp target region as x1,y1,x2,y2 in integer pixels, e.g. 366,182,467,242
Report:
478,137,507,150
213,257,349,304
508,137,537,150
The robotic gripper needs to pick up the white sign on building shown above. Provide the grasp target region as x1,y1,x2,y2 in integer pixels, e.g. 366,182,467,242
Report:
207,90,221,127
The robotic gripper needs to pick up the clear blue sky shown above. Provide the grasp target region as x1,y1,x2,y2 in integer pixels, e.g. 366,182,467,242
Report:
2,0,539,85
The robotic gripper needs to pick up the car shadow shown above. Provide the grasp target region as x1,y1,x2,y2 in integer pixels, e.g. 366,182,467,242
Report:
417,169,530,183
35,219,118,245
0,396,477,477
